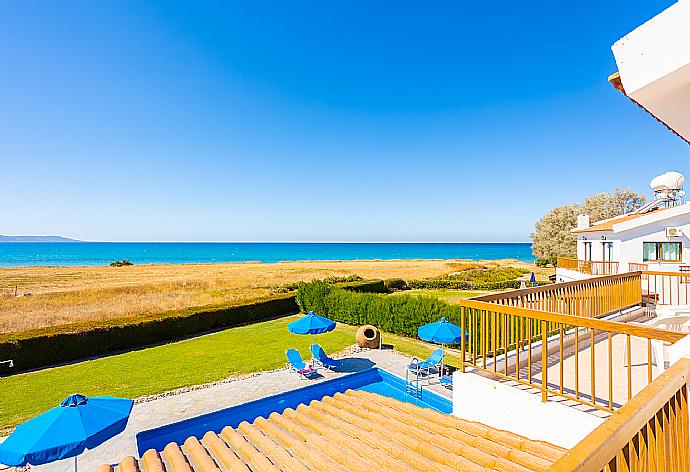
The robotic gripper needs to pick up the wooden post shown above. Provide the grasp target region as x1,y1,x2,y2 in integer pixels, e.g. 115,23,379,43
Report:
542,320,548,402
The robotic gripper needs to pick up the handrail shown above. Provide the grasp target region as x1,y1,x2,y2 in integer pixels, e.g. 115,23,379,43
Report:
473,272,641,302
643,270,690,276
461,299,685,343
548,358,690,471
459,298,684,411
640,270,690,306
471,272,643,319
557,258,619,275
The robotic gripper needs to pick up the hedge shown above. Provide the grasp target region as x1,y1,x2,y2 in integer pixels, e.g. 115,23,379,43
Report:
296,282,463,338
0,279,385,374
0,294,298,374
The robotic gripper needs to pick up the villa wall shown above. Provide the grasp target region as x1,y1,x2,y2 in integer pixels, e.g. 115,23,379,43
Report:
452,372,604,448
575,213,690,271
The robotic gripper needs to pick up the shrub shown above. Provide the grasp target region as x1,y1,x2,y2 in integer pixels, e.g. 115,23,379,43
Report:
110,260,133,267
274,275,365,293
384,278,409,292
295,280,332,316
406,267,540,291
339,279,385,293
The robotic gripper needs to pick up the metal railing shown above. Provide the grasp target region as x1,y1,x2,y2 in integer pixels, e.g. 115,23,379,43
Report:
548,358,690,471
459,299,686,412
472,272,642,319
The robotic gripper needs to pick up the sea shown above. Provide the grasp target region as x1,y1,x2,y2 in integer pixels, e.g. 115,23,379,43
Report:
0,242,534,267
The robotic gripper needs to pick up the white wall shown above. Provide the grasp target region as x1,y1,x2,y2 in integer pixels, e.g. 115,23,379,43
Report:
575,210,690,272
452,372,603,448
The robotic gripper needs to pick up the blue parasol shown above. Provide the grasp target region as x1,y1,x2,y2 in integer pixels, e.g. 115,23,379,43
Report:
417,317,465,344
417,317,467,376
288,311,336,345
0,394,133,471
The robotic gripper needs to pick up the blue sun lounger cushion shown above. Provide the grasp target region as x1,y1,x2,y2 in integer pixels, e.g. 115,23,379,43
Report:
440,375,453,389
310,344,344,370
408,348,444,375
285,349,318,379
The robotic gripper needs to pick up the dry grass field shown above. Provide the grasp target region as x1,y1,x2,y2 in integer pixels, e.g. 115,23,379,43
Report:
0,259,550,334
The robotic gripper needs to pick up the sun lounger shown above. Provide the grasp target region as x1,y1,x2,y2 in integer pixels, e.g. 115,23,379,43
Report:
408,349,444,376
285,349,319,379
440,375,453,389
310,344,344,370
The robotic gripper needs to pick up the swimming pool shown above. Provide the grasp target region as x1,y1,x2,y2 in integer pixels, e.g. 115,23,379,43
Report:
136,368,451,455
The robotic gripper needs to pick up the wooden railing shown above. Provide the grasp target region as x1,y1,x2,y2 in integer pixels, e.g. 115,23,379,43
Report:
472,272,642,319
629,262,649,272
548,358,690,471
557,257,620,276
591,261,619,276
558,257,592,274
459,299,686,412
642,270,690,306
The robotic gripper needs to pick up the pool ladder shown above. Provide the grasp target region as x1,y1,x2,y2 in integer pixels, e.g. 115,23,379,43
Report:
405,357,422,399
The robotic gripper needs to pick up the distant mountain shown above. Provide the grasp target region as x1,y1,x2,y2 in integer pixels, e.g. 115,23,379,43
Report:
0,235,81,242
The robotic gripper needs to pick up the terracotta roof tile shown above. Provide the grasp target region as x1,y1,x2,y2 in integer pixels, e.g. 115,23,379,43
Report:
101,390,566,472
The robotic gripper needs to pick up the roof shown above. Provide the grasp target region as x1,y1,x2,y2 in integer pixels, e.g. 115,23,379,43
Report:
99,389,566,472
608,72,690,146
572,205,678,234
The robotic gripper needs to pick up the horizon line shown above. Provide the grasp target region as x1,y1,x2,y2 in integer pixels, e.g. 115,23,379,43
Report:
3,239,532,244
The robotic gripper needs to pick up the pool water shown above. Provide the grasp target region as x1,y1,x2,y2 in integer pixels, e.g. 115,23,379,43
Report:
136,368,451,454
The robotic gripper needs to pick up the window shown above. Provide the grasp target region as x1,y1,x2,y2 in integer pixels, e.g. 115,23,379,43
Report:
642,242,682,262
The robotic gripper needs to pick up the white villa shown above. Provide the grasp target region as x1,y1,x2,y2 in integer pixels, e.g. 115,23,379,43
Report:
556,172,690,282
556,0,690,285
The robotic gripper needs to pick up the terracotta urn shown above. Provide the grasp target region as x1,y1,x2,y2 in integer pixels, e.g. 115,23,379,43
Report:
356,325,381,349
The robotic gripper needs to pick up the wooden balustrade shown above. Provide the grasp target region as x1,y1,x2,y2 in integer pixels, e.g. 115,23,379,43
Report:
558,257,620,275
558,257,593,274
642,270,690,306
629,262,649,272
548,358,690,471
591,261,619,276
472,272,642,319
459,299,686,412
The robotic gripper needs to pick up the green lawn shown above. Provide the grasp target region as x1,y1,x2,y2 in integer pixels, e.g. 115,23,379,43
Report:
0,315,452,432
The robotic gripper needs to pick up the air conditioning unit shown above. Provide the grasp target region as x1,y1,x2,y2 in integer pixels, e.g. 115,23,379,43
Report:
666,227,683,237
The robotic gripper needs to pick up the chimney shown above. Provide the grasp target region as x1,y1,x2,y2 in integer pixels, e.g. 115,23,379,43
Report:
577,214,590,230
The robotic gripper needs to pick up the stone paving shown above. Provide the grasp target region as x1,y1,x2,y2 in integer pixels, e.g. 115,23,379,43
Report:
33,348,450,472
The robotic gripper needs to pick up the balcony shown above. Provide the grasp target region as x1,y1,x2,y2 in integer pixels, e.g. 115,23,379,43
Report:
456,272,690,468
557,257,619,275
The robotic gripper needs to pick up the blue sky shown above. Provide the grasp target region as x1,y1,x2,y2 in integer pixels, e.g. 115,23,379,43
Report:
0,1,687,242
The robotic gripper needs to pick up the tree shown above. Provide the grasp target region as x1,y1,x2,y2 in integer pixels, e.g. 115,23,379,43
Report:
580,188,646,223
531,204,579,266
531,188,646,266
